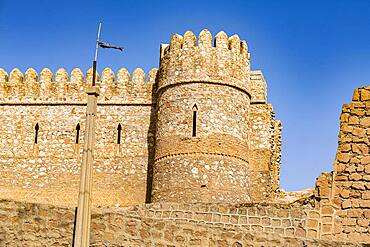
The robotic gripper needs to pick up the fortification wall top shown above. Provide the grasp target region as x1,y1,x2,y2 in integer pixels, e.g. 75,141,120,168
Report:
157,29,250,95
0,67,157,104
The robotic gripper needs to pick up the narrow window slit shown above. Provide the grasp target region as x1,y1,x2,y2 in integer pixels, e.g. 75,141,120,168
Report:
192,104,198,137
34,123,39,144
117,123,122,144
75,123,80,144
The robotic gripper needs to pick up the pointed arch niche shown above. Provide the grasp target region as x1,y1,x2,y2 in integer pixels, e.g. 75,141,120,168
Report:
115,123,122,156
74,123,81,154
192,104,198,137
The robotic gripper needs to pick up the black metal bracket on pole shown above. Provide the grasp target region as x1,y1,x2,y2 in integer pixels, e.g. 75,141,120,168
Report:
92,60,97,86
92,22,102,86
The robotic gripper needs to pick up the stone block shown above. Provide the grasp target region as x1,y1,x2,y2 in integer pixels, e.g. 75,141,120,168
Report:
322,224,332,233
347,209,363,218
307,229,317,238
352,127,366,137
349,116,359,125
342,218,357,226
349,173,362,181
352,144,369,155
363,191,370,200
239,216,247,224
364,210,370,219
273,227,284,235
337,153,351,163
341,113,350,123
307,211,319,219
353,89,360,101
342,200,352,209
322,216,332,223
261,217,271,226
248,217,260,224
339,144,351,152
360,89,370,101
361,156,370,165
360,117,370,127
271,219,281,227
351,109,365,116
360,200,370,208
296,227,306,237
340,189,350,199
321,205,334,215
306,219,318,228
251,225,263,232
351,182,366,190
357,218,369,227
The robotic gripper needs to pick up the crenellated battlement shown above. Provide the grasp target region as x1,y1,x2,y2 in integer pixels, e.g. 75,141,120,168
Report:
0,28,282,212
0,67,158,103
157,29,250,95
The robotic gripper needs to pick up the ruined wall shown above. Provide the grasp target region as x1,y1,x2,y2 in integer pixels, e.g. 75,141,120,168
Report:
0,199,363,247
248,71,282,199
0,67,157,207
329,86,370,243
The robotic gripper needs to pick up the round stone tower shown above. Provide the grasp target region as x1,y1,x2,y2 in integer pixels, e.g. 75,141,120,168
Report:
152,29,252,203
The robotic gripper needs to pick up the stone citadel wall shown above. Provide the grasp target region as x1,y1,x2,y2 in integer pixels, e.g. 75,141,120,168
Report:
0,29,281,207
0,86,369,245
0,198,363,246
0,29,369,245
153,30,281,204
0,67,157,207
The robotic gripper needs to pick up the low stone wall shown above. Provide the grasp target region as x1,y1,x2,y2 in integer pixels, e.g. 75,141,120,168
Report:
0,199,364,246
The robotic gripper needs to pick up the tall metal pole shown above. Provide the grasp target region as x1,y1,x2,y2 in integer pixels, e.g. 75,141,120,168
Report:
74,22,101,247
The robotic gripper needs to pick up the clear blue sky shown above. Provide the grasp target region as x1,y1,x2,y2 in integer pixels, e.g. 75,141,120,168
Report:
1,0,369,191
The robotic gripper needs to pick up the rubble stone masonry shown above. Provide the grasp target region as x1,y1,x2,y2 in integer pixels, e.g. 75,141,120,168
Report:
330,86,370,243
0,67,157,207
0,29,369,245
0,199,364,246
0,29,281,207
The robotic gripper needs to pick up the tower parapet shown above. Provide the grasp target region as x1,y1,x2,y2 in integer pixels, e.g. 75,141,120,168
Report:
157,29,250,95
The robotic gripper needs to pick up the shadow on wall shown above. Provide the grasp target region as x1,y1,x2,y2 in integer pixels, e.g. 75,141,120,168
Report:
145,75,159,203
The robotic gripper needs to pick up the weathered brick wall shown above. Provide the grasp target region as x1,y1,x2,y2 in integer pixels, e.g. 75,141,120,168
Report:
0,68,157,207
330,86,370,243
0,199,363,246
